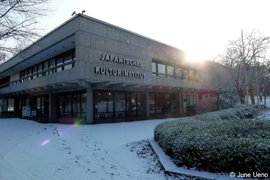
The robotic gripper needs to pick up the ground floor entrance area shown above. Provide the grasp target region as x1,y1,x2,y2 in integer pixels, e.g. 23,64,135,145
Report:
0,88,197,124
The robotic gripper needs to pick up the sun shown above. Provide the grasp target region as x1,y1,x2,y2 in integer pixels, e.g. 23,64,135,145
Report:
184,50,205,63
184,49,211,63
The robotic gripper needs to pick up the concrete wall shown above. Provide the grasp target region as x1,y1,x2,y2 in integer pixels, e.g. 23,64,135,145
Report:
75,15,199,89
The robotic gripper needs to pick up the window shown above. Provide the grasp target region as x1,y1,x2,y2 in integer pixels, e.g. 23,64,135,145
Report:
33,96,49,118
37,63,43,77
0,77,10,88
114,92,126,118
64,94,72,116
27,68,32,80
81,93,87,118
16,49,77,84
57,91,86,119
175,67,183,80
126,93,138,117
157,63,166,77
72,94,80,114
166,65,174,78
189,70,194,80
186,95,191,106
94,91,113,119
183,69,189,80
94,91,143,121
152,62,157,76
149,93,156,115
49,59,56,74
56,57,63,72
149,92,178,115
7,98,14,112
64,52,73,70
136,93,143,116
32,66,37,79
43,61,48,76
193,70,198,81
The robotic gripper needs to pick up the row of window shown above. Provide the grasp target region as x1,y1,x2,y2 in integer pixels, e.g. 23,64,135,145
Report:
18,49,76,84
0,77,10,88
151,61,198,80
94,91,144,120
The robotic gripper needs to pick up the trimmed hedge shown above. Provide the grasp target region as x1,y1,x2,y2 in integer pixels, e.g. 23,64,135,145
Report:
154,107,270,173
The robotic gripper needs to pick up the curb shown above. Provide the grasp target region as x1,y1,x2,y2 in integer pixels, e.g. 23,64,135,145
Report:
148,139,240,180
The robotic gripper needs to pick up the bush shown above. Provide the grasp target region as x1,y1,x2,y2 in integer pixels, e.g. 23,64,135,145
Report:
154,107,270,173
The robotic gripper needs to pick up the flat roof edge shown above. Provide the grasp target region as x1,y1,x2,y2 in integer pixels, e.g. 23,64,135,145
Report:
79,14,184,53
1,13,185,69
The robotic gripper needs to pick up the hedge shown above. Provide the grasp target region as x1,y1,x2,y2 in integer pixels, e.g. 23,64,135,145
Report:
154,107,270,173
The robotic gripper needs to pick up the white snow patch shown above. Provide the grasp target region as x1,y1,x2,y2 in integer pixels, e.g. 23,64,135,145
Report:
256,110,270,120
247,96,270,108
0,118,181,180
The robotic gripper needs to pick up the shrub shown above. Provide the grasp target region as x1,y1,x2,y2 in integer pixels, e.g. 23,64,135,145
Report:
154,107,270,173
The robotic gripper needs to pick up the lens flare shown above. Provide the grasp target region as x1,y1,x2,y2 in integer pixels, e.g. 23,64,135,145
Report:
40,139,50,146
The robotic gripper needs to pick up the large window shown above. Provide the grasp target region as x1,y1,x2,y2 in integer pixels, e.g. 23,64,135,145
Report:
157,63,166,77
94,91,114,119
57,91,86,120
94,91,143,121
166,65,175,78
114,92,126,118
30,95,49,118
149,92,178,115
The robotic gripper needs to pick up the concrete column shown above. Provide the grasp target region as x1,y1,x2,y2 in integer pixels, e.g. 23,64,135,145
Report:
143,91,150,119
86,88,94,124
178,91,183,115
49,93,57,122
182,91,187,115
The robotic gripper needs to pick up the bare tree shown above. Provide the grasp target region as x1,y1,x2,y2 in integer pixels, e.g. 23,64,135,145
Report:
222,30,270,104
0,0,49,63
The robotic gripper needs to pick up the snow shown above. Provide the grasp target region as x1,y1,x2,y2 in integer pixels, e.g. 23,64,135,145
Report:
247,96,270,108
256,110,270,120
0,118,180,180
2,113,269,180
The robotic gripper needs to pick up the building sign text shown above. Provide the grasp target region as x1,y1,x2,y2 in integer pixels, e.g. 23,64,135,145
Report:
95,67,144,79
100,53,142,68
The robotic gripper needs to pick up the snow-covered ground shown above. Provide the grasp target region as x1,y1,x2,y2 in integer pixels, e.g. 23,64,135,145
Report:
1,110,270,180
0,118,183,180
247,96,270,108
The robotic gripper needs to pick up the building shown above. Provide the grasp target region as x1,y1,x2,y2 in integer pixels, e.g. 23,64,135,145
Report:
197,60,236,110
0,14,200,124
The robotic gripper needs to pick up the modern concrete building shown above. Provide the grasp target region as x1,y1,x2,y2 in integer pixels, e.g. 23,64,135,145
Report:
0,14,200,123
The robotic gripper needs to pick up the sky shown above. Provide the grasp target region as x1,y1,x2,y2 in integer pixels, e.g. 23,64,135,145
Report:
38,0,270,62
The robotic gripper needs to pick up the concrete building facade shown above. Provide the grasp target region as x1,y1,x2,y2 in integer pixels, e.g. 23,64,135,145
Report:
0,14,199,123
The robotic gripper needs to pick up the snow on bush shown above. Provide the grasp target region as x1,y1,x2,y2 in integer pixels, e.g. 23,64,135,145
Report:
154,106,270,173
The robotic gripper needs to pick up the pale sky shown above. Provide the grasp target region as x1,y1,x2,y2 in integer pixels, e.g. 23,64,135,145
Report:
38,0,270,62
